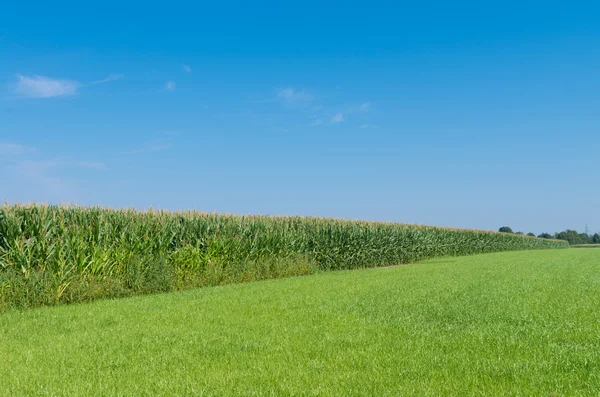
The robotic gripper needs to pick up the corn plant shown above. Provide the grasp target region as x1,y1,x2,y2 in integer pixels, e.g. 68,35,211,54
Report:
0,203,568,309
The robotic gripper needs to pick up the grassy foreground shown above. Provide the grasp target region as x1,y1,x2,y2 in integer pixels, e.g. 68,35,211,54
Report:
0,204,567,309
1,249,599,396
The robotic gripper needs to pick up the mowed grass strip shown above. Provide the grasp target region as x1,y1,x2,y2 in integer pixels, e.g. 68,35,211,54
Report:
2,249,600,396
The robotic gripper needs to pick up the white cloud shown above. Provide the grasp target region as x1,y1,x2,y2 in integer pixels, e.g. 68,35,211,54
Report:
360,102,371,111
0,143,36,156
14,75,80,98
182,64,192,73
276,87,313,104
164,81,176,91
331,113,345,124
89,73,124,86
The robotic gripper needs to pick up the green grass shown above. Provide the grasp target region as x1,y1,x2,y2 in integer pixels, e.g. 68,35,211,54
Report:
0,204,567,309
1,248,599,396
572,244,600,248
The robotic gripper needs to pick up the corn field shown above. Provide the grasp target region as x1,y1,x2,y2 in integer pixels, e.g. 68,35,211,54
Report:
0,204,568,309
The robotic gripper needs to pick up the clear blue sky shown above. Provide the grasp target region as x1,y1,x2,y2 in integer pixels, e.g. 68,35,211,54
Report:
1,1,599,234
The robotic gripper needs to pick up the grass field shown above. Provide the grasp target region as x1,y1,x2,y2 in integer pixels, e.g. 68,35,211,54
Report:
1,248,599,395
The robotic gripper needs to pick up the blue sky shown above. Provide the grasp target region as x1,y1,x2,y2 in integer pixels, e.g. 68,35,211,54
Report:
1,1,599,234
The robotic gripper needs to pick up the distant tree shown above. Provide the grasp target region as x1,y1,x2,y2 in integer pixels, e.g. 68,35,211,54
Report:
538,233,553,239
515,231,524,235
555,229,592,245
499,226,513,234
527,232,536,237
580,233,592,244
593,233,600,244
555,230,576,244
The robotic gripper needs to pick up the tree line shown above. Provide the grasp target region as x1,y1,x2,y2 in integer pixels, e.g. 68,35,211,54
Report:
498,226,600,245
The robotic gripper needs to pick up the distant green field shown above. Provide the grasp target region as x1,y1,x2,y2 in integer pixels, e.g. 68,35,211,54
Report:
1,248,599,396
572,244,600,248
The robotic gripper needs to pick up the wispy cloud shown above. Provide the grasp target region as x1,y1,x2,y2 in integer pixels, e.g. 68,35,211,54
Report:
0,143,103,170
182,64,192,73
253,86,373,128
62,161,106,170
10,161,74,201
14,75,80,98
331,113,345,124
276,87,313,104
121,131,178,155
9,160,104,202
1,141,106,202
89,73,124,86
0,142,37,156
326,102,371,125
123,143,173,155
164,81,176,91
12,73,123,99
15,160,106,173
